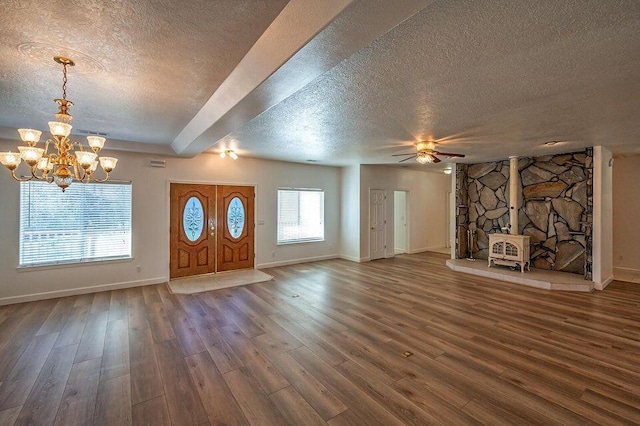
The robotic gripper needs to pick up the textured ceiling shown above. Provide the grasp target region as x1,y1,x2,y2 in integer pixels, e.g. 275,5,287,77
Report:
217,0,640,165
0,0,288,144
0,0,639,166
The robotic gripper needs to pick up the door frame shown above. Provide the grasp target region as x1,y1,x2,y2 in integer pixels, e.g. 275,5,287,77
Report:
165,179,258,281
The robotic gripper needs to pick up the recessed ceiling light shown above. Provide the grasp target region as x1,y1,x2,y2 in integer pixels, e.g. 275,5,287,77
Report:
544,140,564,146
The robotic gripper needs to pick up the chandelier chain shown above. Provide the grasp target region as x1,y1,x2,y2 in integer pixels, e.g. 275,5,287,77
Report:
62,63,68,101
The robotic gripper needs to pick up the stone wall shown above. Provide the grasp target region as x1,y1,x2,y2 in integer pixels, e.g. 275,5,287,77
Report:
456,150,593,276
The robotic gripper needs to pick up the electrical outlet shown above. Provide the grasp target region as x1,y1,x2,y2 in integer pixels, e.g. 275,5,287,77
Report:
271,251,275,258
136,265,142,273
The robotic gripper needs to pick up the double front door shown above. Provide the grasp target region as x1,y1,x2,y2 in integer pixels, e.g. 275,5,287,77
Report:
170,184,255,279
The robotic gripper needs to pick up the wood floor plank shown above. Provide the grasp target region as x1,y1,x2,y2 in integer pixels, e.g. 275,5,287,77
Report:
54,305,90,348
254,334,347,421
147,304,176,343
223,367,289,426
0,303,56,381
185,351,248,426
155,339,208,426
167,307,207,356
132,395,171,426
218,324,289,394
75,311,108,364
0,332,58,410
129,327,164,405
14,343,77,426
0,406,21,425
100,318,130,381
90,291,111,314
191,315,244,374
109,289,128,323
290,346,405,426
36,297,77,336
94,374,132,426
270,386,327,426
54,358,101,426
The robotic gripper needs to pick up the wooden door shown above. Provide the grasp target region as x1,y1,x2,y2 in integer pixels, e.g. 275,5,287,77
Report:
370,189,386,260
217,185,255,272
170,184,216,279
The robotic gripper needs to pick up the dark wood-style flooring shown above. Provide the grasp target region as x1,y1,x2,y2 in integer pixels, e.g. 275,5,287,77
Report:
0,252,639,425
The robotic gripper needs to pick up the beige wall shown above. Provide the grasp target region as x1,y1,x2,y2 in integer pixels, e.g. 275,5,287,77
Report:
359,165,451,260
339,165,360,262
0,140,340,303
613,155,640,280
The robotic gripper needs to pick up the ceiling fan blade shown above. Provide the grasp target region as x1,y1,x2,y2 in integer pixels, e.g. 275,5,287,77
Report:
431,155,442,163
433,151,465,158
391,153,415,157
399,155,417,163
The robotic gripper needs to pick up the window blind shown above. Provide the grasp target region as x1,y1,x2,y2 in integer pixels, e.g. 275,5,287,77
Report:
277,189,324,244
20,181,132,267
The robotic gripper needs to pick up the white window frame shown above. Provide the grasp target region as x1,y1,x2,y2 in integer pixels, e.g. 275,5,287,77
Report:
277,188,325,245
19,180,132,268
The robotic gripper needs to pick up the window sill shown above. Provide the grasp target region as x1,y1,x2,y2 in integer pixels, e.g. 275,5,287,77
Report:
277,239,325,246
17,256,134,272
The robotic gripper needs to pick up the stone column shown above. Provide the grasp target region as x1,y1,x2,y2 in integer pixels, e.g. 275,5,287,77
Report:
509,156,519,234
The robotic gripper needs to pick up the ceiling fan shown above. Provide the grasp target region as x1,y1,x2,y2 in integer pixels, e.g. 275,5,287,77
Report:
392,141,466,164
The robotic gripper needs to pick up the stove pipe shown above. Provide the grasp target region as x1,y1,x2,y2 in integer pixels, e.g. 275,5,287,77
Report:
509,156,519,234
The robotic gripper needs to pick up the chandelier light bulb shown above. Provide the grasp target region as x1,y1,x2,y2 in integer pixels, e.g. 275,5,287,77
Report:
99,157,118,173
229,151,238,160
18,129,42,145
87,136,106,152
75,151,98,169
37,157,53,172
219,151,227,158
48,121,72,138
0,152,22,170
18,146,45,167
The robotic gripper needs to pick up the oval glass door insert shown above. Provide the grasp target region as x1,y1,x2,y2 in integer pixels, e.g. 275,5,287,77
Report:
227,197,245,239
183,196,204,241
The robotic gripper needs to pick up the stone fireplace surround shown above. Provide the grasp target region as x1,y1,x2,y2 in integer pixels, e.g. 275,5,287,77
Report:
455,149,593,277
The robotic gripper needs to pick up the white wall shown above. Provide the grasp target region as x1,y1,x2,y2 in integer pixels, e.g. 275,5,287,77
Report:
612,155,640,282
339,165,360,262
359,165,451,260
0,140,340,303
593,146,614,289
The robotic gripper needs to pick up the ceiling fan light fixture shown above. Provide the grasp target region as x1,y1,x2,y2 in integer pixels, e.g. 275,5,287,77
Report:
220,149,238,160
416,141,436,152
416,153,433,164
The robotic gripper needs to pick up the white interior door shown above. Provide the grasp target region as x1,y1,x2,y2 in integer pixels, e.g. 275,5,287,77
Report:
370,189,386,260
394,191,407,254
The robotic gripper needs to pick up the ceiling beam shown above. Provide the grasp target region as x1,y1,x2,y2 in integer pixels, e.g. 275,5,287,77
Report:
170,0,438,157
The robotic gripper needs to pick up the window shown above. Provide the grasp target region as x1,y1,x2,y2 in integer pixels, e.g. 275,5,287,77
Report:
20,181,132,267
277,189,324,244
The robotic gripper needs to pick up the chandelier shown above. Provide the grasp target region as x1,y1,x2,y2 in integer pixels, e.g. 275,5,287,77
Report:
0,56,118,192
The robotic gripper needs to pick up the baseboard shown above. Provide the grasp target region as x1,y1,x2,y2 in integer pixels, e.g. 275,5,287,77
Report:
0,277,167,306
595,275,615,291
257,254,339,269
408,247,429,254
613,267,640,284
338,254,361,263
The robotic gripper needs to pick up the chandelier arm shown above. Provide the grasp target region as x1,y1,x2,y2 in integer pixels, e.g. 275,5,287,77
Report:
90,172,110,183
11,169,34,182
